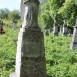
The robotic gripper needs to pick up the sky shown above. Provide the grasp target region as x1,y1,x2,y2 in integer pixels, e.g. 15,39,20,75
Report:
0,0,21,11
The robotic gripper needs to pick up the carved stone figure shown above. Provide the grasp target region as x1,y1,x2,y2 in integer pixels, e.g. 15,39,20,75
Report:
21,0,39,28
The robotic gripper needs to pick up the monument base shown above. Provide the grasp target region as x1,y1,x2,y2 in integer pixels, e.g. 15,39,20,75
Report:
15,27,47,77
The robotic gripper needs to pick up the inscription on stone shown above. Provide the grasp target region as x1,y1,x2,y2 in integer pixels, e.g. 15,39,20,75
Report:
22,42,41,57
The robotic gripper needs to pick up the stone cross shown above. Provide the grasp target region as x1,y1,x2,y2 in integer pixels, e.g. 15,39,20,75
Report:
53,15,58,36
10,0,47,77
70,18,77,49
62,19,68,36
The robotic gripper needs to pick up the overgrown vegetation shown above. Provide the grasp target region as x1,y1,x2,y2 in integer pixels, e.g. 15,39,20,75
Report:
0,0,77,77
0,22,77,77
0,8,20,20
45,34,77,77
0,20,20,77
39,0,77,30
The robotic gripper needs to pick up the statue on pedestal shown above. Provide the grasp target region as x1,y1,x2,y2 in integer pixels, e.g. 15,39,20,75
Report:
10,0,47,77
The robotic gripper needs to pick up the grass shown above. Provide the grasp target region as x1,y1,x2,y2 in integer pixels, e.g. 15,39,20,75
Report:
0,21,77,77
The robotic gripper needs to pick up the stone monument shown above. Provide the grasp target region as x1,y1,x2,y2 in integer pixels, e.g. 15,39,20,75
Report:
70,18,77,49
62,19,68,36
53,15,58,36
10,0,47,77
45,26,49,36
60,26,63,34
13,19,17,30
45,29,49,36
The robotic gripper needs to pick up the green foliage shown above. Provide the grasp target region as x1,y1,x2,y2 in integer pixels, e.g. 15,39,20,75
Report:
45,34,77,77
39,1,53,30
0,19,20,77
39,0,77,29
0,8,9,19
48,0,65,15
0,19,77,77
0,9,20,20
8,10,20,20
59,0,77,26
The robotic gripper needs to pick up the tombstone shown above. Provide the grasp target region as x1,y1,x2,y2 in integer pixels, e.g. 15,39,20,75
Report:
45,29,49,36
68,26,73,36
62,19,68,36
45,26,49,36
70,18,77,50
10,0,47,77
53,15,58,36
13,19,17,30
60,26,63,34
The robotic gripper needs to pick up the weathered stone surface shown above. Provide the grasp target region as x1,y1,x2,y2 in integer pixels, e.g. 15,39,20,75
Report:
15,27,47,77
53,25,58,36
13,19,17,30
20,57,46,77
70,19,77,49
9,72,16,77
21,27,45,58
62,26,68,36
53,16,58,36
45,29,49,36
62,19,68,36
9,0,47,77
60,26,63,34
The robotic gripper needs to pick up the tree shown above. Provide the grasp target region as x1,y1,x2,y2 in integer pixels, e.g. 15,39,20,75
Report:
0,8,10,19
39,0,77,29
59,0,77,26
8,10,20,20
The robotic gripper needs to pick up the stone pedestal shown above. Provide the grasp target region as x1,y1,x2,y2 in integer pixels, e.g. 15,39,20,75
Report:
60,26,63,34
53,15,58,36
70,26,77,49
53,25,58,36
10,0,47,77
10,27,47,77
62,26,68,36
62,19,68,36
